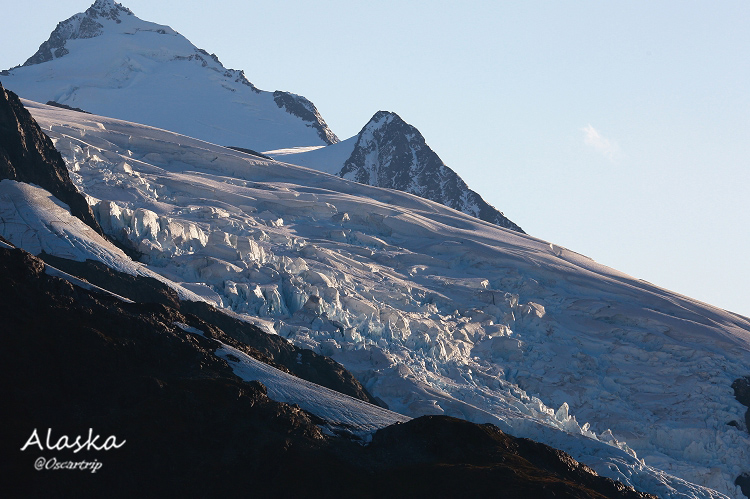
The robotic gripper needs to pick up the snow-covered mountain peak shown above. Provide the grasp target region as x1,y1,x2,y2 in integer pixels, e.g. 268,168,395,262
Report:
357,110,407,139
1,2,337,151
266,110,523,232
341,110,422,183
367,110,399,127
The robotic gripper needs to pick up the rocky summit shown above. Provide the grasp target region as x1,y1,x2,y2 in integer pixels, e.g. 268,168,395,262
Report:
341,111,523,232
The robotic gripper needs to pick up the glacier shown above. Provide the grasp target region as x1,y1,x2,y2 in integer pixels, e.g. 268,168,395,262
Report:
1,99,746,498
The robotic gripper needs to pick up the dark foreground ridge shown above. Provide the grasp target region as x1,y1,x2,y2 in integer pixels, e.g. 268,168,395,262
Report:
0,246,656,498
39,252,380,406
0,82,103,235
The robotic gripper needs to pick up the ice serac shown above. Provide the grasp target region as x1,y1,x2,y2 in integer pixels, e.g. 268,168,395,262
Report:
0,82,102,235
340,111,523,232
0,0,337,151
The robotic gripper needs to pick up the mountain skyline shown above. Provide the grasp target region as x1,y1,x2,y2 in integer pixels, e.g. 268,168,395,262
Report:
2,0,747,317
1,0,523,232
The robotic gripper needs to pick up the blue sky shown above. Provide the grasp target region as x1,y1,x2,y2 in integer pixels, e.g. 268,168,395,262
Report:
2,0,748,316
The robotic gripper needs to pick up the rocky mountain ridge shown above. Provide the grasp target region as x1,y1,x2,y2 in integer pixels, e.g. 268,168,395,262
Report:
0,82,102,235
268,110,524,231
341,111,523,232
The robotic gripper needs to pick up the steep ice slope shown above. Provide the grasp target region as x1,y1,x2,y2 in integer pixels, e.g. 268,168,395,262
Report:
267,111,524,232
0,0,337,151
0,178,205,303
177,322,409,435
21,100,750,498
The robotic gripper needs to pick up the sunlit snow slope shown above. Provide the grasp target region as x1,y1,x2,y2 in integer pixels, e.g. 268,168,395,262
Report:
175,322,410,436
0,178,204,303
8,100,750,499
0,0,337,152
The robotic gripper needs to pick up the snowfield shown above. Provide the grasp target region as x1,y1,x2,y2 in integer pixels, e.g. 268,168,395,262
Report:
4,100,749,498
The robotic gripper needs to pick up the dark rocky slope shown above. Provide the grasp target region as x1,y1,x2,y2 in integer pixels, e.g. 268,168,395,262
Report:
45,100,92,114
273,90,339,146
0,81,103,235
39,252,379,406
226,145,274,160
1,246,655,498
732,376,750,497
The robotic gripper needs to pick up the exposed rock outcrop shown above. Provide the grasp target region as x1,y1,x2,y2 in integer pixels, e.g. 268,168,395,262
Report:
0,82,103,235
340,111,523,232
226,145,273,160
23,0,133,66
273,90,340,145
45,101,92,114
737,473,750,499
732,376,750,497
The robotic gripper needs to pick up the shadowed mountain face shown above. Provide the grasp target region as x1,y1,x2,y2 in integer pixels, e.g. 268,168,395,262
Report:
1,245,654,498
273,90,340,145
0,82,102,235
341,111,524,232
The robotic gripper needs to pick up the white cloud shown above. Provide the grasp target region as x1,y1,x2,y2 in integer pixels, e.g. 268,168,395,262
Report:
582,124,619,161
